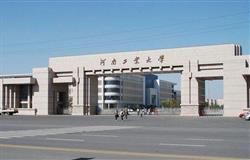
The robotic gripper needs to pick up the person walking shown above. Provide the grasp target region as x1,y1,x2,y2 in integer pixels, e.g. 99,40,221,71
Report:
137,108,140,116
114,109,119,120
120,109,124,120
124,108,128,119
140,108,145,118
34,108,38,116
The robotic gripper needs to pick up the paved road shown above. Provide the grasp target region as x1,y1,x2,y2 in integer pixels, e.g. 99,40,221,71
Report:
0,115,249,160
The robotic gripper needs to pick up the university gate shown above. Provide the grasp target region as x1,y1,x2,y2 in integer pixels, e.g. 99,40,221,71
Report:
1,44,249,116
46,44,250,116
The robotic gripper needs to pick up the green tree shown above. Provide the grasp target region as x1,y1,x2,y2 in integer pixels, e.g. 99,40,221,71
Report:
161,99,181,108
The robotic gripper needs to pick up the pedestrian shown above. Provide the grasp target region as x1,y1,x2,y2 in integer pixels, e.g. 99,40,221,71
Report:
137,108,140,116
140,108,144,118
124,108,128,119
120,110,124,120
114,109,119,120
34,108,38,116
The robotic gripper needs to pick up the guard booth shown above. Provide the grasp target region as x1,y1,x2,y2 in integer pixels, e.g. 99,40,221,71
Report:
0,75,35,115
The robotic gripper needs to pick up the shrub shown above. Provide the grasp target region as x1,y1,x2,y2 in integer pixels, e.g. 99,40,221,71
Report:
161,99,181,108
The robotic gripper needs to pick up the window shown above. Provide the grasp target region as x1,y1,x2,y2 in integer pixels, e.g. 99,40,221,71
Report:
105,96,120,100
103,104,108,109
109,104,117,109
17,102,28,108
104,80,120,85
104,88,120,92
19,85,29,101
151,95,156,105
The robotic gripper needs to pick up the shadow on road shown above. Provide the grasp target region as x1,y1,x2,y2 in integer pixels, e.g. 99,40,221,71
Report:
72,158,95,160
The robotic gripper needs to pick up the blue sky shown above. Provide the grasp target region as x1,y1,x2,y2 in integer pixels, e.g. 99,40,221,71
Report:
0,0,249,99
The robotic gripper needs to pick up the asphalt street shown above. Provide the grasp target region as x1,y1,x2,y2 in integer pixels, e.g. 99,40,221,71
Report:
0,115,249,160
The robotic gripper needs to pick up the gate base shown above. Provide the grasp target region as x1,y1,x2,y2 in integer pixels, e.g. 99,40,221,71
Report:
181,104,199,116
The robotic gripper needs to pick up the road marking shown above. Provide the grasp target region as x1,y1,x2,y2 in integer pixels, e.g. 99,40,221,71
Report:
159,143,206,147
46,138,85,142
0,126,138,139
186,138,224,142
81,134,119,138
0,143,246,160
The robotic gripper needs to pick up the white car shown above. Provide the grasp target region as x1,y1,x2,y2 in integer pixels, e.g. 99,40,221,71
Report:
0,108,18,115
245,112,250,121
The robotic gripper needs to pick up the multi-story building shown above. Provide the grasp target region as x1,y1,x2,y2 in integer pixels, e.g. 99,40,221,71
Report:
157,79,175,103
145,74,158,106
97,74,177,112
145,75,176,107
174,90,181,102
97,75,145,112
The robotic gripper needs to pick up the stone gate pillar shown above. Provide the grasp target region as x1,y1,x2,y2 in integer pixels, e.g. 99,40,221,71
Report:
72,66,85,115
224,58,248,116
32,67,54,115
181,73,200,116
72,67,98,115
181,60,200,116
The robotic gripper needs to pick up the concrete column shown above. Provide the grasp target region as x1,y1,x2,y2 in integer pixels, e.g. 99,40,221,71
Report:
80,66,85,115
72,67,79,106
82,74,86,114
13,86,16,108
181,60,199,116
101,76,105,111
78,67,85,107
224,58,248,116
0,80,3,110
32,67,54,115
181,73,199,116
72,66,85,115
9,86,12,108
85,75,89,115
143,76,146,105
27,85,30,108
5,85,8,108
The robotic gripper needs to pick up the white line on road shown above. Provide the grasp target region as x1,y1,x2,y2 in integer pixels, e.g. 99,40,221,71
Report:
0,126,138,139
46,138,85,142
159,143,206,147
81,134,119,138
186,138,224,142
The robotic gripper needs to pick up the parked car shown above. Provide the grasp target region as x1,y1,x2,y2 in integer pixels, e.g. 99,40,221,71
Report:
244,112,250,121
239,111,250,120
127,108,134,112
0,108,18,115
